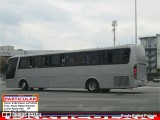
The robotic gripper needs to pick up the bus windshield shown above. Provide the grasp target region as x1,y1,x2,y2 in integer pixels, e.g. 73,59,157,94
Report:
6,58,18,79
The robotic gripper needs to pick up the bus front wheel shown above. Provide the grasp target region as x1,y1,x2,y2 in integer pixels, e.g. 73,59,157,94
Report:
21,81,29,91
86,80,99,93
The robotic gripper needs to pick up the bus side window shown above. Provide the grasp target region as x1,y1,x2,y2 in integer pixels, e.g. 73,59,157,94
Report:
89,51,99,64
104,50,112,64
45,56,49,67
83,53,90,65
112,49,123,64
34,56,42,68
64,54,75,66
123,49,130,64
27,57,33,68
75,53,84,65
61,57,65,66
99,51,105,64
50,55,61,67
40,56,49,67
19,57,28,69
123,53,128,63
41,56,45,67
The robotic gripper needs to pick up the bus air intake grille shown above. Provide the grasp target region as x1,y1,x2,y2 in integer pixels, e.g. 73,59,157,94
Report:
114,76,129,87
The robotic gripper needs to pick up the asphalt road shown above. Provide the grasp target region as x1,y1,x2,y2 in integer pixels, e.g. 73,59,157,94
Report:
0,82,160,112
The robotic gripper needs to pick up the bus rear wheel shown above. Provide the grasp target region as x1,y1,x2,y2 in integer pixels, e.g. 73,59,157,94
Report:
86,80,99,93
21,81,29,91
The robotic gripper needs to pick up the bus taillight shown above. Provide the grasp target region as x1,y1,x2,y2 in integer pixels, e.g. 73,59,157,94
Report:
133,65,137,79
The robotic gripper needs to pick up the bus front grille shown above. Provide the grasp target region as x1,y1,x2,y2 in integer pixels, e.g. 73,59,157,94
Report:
114,76,129,87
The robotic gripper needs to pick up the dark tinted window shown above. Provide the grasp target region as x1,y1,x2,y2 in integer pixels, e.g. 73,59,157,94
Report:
104,50,112,64
64,54,75,66
123,49,130,64
88,51,99,64
28,57,33,67
19,57,33,69
112,49,124,64
33,56,48,68
17,48,130,69
75,53,84,65
104,48,130,64
99,51,105,63
82,51,100,65
6,58,18,79
34,56,42,68
19,57,28,68
41,56,49,67
50,55,61,67
83,53,90,64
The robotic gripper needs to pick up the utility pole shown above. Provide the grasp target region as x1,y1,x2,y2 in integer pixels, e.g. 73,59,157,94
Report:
112,20,118,46
135,0,137,44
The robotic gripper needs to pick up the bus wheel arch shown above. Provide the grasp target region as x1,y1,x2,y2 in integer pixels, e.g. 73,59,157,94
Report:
19,79,29,91
85,78,100,93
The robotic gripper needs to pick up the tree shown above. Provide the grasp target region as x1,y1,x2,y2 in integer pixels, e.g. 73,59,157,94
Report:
0,57,8,74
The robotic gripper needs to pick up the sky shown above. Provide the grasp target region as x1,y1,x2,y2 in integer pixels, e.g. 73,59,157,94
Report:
0,0,160,50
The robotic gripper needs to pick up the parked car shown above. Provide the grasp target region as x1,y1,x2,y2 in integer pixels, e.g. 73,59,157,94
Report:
153,78,160,83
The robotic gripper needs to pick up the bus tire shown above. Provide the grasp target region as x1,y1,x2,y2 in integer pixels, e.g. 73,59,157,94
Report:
39,88,44,91
86,79,99,93
21,81,29,91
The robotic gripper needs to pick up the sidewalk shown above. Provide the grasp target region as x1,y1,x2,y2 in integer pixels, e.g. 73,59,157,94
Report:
147,81,160,87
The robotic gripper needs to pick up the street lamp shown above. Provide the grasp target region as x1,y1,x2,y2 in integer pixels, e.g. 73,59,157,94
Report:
112,20,118,46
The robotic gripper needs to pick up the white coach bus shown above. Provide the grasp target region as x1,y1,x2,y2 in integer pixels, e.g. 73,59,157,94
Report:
5,45,147,92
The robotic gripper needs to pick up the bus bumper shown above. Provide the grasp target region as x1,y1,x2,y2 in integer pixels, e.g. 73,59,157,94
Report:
134,79,147,87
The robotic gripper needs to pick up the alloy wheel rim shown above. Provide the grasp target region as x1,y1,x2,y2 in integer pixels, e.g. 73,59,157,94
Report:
89,82,96,90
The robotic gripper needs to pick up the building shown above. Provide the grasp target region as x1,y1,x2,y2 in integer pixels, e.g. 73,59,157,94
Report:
0,45,26,56
139,34,160,73
0,45,66,57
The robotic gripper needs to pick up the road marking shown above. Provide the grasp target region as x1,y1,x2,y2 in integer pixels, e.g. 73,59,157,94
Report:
126,94,160,96
70,98,153,103
41,104,83,109
139,87,160,88
70,98,122,101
